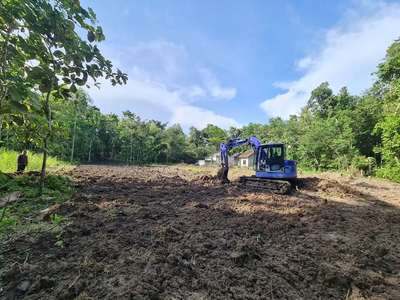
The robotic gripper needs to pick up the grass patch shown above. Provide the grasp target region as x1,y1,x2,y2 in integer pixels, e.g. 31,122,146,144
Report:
0,149,67,173
375,165,400,183
0,173,74,239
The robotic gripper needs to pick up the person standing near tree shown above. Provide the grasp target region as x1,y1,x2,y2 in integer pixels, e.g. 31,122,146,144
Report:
17,150,28,173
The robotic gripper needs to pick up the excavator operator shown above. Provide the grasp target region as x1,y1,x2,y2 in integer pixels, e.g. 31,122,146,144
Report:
259,159,266,171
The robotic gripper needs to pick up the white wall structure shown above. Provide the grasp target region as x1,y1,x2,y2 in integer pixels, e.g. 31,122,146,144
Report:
238,150,255,168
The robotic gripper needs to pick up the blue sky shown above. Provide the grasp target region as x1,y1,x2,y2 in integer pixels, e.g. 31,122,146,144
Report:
83,0,400,131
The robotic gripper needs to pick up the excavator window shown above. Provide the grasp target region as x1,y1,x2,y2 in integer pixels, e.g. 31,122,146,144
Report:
258,145,284,171
272,147,282,158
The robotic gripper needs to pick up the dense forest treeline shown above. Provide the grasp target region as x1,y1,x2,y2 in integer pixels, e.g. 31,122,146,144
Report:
1,1,399,182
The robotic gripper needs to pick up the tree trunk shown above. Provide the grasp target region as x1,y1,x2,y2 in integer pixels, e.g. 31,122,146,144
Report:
312,151,319,169
88,137,93,162
0,119,2,145
40,64,55,193
0,27,12,144
25,129,29,150
130,135,133,163
40,139,48,190
6,129,9,150
70,103,77,164
40,91,53,192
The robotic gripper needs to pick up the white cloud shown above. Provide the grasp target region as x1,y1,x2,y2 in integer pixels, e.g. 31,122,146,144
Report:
261,0,400,119
200,68,237,100
171,106,241,129
86,41,240,130
179,85,207,100
128,41,189,80
295,56,313,71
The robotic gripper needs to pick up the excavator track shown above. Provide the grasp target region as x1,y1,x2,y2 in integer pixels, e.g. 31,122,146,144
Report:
238,176,292,194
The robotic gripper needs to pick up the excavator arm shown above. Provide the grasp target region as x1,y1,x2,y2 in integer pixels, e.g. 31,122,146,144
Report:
217,137,261,181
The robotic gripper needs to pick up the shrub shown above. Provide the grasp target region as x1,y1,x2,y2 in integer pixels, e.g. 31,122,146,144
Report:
375,165,400,183
352,155,375,175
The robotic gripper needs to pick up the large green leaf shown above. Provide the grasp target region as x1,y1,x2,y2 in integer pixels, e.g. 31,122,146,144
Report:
62,77,72,84
53,50,64,58
8,89,23,101
66,20,75,31
28,66,45,80
62,129,70,138
87,31,95,43
9,100,28,113
76,79,85,86
0,108,12,115
11,115,24,126
39,84,49,94
64,55,72,66
70,84,77,93
88,7,97,19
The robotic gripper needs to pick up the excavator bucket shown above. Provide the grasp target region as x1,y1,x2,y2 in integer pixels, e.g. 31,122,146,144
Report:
216,163,229,183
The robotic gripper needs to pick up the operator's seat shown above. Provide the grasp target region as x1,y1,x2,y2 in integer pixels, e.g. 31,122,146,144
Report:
267,153,284,171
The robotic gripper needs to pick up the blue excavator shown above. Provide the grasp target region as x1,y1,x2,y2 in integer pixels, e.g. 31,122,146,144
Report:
217,136,297,194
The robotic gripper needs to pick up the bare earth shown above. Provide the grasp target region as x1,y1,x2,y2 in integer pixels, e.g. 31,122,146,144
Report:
1,165,400,299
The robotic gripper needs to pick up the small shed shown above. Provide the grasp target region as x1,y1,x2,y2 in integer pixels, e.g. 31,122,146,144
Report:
203,152,241,166
238,150,255,168
205,152,221,164
228,152,241,166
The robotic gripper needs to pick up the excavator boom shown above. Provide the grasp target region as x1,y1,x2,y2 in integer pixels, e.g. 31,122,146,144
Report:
217,137,260,182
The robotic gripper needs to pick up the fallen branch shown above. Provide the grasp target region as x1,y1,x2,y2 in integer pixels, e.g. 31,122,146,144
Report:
68,271,81,289
346,287,351,300
169,227,186,235
23,253,30,266
0,192,25,209
0,194,11,222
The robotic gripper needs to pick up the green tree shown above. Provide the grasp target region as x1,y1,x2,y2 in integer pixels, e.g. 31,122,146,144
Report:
165,124,187,163
68,89,91,163
189,126,205,147
374,37,400,166
202,124,227,150
307,82,336,118
1,0,127,190
227,126,242,139
353,87,383,159
0,0,34,140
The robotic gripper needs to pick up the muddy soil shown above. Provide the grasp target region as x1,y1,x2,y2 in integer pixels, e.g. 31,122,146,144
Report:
1,165,400,300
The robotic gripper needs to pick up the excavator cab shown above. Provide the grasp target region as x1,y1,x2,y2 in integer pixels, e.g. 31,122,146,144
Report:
257,143,285,172
255,143,297,179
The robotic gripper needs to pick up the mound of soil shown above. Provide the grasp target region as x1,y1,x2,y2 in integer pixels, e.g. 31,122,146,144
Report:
1,166,400,299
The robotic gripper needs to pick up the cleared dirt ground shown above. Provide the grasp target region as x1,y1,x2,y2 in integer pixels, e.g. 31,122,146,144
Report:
1,165,400,299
